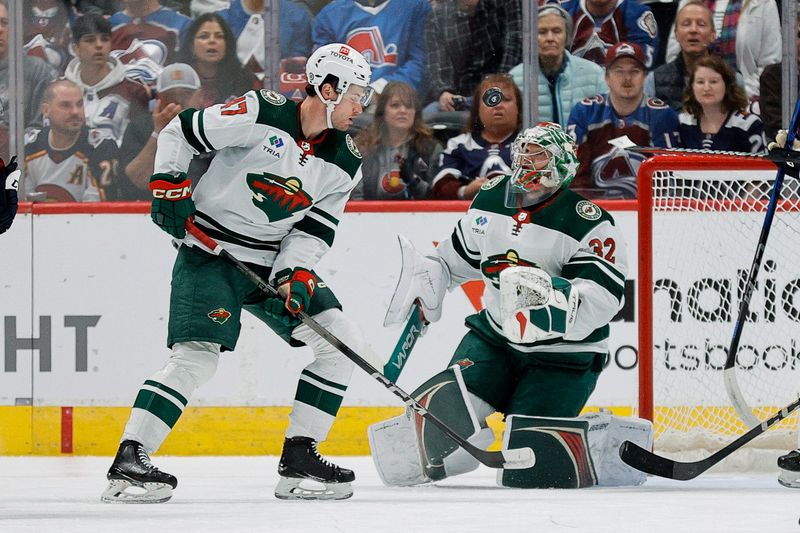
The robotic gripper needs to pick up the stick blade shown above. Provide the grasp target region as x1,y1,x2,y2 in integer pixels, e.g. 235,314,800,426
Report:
501,447,536,470
608,135,638,149
618,441,701,481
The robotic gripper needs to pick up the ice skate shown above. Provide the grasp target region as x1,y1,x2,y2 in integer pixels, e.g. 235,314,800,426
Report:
778,449,800,488
101,440,178,503
275,436,354,500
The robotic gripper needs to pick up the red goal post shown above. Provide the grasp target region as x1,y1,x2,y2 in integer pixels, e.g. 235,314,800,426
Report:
637,153,800,460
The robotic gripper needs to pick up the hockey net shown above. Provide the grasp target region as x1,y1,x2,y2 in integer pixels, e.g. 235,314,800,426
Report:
638,154,800,469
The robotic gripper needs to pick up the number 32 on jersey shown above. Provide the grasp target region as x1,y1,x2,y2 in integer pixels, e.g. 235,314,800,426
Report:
589,237,616,263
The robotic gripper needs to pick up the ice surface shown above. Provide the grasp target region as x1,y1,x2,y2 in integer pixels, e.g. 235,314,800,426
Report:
1,456,798,533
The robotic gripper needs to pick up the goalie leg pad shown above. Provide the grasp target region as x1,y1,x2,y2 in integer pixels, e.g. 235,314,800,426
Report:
384,234,451,326
582,411,652,487
368,364,496,486
497,412,653,488
499,414,597,489
412,364,495,481
368,412,430,487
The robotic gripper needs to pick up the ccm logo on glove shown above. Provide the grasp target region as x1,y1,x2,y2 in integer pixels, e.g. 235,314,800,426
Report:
150,180,192,200
148,172,196,239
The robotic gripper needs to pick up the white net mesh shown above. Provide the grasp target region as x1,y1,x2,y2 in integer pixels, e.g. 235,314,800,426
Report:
648,156,800,468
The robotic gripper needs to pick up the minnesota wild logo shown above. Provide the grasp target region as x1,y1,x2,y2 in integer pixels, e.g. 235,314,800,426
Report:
481,250,537,288
247,172,313,222
208,307,231,324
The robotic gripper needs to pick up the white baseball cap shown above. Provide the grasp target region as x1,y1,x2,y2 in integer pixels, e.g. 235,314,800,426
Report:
156,63,201,93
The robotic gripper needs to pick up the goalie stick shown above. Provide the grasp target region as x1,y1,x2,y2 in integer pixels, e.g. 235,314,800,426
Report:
383,301,427,382
723,98,800,427
184,219,535,471
619,395,800,480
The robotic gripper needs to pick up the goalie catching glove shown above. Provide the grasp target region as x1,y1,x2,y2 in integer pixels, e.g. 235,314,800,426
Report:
265,268,316,326
499,266,579,344
149,172,195,238
767,129,800,179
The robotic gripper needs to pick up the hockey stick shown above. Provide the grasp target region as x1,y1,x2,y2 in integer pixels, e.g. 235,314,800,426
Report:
723,98,800,427
608,135,799,162
619,395,800,480
184,219,535,470
383,301,427,382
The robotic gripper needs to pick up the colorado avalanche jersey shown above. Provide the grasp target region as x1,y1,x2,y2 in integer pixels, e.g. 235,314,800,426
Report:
312,0,429,92
23,126,117,202
436,174,627,354
678,111,766,153
567,94,679,197
558,0,659,69
109,6,191,62
154,89,363,274
432,131,514,197
64,58,151,147
218,0,313,73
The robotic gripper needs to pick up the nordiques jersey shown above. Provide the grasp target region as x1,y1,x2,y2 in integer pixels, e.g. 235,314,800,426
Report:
154,89,363,276
435,174,628,355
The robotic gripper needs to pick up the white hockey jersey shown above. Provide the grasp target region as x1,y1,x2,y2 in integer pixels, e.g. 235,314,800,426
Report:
154,89,363,277
436,175,628,355
23,126,114,202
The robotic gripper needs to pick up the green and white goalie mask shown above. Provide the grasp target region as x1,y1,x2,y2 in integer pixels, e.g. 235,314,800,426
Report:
505,122,579,208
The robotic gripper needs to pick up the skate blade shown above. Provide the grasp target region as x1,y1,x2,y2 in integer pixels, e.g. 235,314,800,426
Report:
274,477,353,501
101,478,173,504
778,470,800,489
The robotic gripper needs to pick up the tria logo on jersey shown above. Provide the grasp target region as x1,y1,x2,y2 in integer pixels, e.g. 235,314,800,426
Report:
247,172,313,222
346,28,397,66
480,250,537,288
262,131,286,159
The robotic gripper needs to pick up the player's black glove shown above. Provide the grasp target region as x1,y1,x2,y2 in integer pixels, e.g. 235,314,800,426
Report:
767,129,800,179
0,156,20,235
149,172,195,238
766,147,800,179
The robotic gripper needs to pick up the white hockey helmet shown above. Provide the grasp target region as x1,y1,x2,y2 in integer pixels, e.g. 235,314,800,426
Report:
505,122,579,207
306,43,373,127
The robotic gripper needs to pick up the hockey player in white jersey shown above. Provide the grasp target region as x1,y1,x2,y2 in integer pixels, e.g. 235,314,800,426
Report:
371,122,650,489
101,44,375,503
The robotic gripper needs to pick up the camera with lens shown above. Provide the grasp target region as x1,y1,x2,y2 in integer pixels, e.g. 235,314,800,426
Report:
451,95,468,111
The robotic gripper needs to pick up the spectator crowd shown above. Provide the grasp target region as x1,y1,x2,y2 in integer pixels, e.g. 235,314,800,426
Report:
3,0,791,201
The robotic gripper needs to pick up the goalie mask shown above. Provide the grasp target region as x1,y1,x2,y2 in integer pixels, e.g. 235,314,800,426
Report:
505,122,578,208
306,43,374,129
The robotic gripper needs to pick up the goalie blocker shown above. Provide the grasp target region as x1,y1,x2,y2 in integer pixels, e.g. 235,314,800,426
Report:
368,365,651,488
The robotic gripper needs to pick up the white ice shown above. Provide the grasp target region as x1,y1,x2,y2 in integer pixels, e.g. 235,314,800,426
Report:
1,456,798,533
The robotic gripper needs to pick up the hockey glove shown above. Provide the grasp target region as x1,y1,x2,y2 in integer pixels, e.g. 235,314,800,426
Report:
265,268,317,326
767,130,800,179
285,268,316,314
499,267,579,344
264,297,300,327
149,172,195,239
0,156,20,235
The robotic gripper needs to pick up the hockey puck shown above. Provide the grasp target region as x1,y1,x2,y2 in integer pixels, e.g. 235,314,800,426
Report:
482,87,503,107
